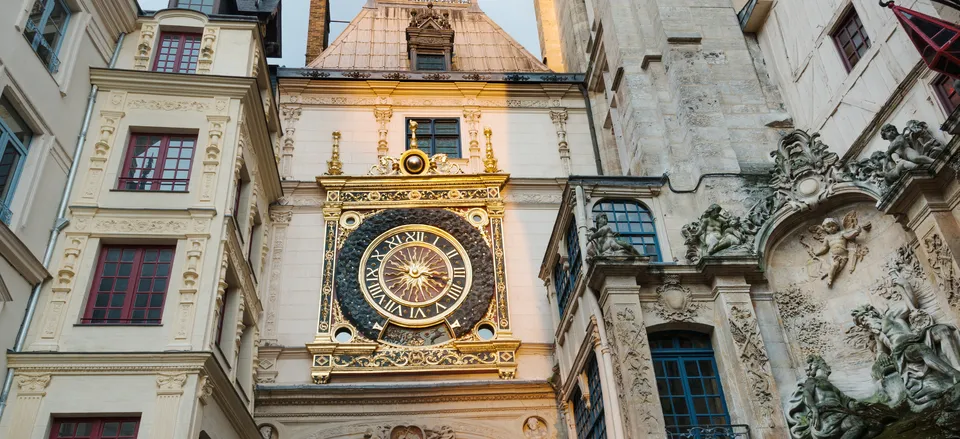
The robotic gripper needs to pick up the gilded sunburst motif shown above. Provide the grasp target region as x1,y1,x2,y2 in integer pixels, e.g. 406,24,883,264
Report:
385,245,450,304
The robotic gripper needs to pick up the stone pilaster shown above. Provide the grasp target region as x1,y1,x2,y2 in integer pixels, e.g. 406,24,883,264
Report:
197,108,230,207
463,108,482,172
196,26,219,74
374,106,393,157
133,23,156,70
77,106,125,206
261,210,292,344
167,237,206,350
599,275,666,439
917,222,960,320
713,277,787,438
208,251,229,349
549,108,571,174
149,373,188,439
4,374,51,438
31,235,88,351
280,105,302,180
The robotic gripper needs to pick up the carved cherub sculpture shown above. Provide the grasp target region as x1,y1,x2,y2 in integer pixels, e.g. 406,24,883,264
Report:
586,213,641,258
785,356,885,439
523,417,549,439
878,121,944,183
800,212,871,287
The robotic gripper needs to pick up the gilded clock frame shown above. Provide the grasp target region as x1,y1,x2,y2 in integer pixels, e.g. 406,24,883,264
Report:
308,174,519,383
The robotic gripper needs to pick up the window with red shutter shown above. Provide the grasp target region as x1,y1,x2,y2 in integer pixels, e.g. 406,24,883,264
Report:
832,8,871,71
935,75,960,113
118,134,196,192
152,32,202,74
50,418,139,439
82,246,174,325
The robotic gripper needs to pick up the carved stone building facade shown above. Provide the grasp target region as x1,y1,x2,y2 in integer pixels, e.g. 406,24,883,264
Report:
533,0,960,438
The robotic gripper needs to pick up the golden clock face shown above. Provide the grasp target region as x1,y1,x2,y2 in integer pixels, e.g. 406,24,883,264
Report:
360,224,472,327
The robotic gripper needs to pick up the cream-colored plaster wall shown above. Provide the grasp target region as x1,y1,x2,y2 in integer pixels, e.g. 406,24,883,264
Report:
274,212,325,347
0,374,198,439
502,207,562,343
757,0,950,158
287,103,594,180
198,397,242,439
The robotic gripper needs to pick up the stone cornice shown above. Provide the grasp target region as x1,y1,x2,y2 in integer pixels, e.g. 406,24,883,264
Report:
255,380,554,407
90,69,283,202
279,68,584,84
88,0,139,52
9,351,260,439
0,221,49,286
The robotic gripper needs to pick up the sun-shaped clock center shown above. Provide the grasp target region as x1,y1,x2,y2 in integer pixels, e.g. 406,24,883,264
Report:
382,243,453,306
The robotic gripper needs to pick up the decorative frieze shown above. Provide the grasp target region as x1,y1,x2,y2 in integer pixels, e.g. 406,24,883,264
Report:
550,108,571,174
78,109,125,205
126,98,210,112
197,26,219,74
133,23,156,70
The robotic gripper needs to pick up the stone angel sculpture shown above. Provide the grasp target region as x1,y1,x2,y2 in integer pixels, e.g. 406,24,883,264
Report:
799,212,871,287
785,356,887,439
586,213,642,259
681,204,754,263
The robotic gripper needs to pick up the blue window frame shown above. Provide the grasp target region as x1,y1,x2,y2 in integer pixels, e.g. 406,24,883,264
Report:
405,118,461,158
592,199,662,261
572,356,606,439
23,0,71,73
650,332,731,435
0,95,33,225
416,54,447,71
554,219,581,317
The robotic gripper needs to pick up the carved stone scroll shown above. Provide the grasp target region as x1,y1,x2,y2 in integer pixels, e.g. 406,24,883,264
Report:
133,23,156,70
31,235,88,350
199,112,230,205
78,109,125,206
602,305,664,437
722,302,781,429
197,26,219,74
168,237,206,350
652,275,701,322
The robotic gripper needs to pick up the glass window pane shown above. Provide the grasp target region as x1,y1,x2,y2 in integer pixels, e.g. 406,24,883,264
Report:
0,96,33,145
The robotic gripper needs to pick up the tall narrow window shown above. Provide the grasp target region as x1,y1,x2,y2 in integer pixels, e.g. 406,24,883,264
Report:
935,75,960,113
50,418,140,439
406,118,461,158
650,332,732,435
553,219,581,317
83,246,174,325
832,7,871,71
0,95,33,225
23,0,71,72
572,356,606,439
215,287,229,347
152,32,202,74
592,200,662,261
118,134,196,192
170,0,216,14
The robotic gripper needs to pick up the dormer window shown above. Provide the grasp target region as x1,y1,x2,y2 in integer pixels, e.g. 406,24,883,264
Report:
406,3,455,71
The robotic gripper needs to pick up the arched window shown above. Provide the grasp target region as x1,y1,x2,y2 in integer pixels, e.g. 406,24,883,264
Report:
649,332,731,435
592,200,661,261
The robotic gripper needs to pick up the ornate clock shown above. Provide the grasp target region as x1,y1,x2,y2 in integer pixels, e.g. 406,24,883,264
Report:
307,171,518,383
335,209,494,343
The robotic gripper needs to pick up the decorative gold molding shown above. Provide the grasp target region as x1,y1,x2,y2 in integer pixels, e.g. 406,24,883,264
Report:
482,127,500,173
326,131,343,175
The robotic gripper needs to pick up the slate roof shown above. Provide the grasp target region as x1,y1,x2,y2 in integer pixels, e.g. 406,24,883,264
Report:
308,0,549,72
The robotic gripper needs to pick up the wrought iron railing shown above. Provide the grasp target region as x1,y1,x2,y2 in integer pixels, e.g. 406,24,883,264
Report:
24,20,62,73
667,425,750,439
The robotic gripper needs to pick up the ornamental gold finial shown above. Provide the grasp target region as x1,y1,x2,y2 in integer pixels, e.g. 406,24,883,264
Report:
483,126,500,173
326,131,343,175
409,120,419,149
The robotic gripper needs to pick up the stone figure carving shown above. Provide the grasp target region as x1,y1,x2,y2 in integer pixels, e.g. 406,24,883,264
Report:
799,212,871,287
786,356,886,439
681,204,756,263
424,426,455,439
846,120,946,191
522,417,548,439
850,303,960,411
586,213,641,259
769,130,844,212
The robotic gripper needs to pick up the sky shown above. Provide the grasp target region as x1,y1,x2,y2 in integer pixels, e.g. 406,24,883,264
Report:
137,0,543,68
